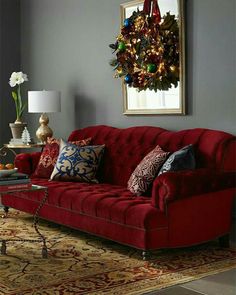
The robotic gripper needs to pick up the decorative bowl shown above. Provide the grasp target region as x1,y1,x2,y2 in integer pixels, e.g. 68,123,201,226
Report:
0,168,18,178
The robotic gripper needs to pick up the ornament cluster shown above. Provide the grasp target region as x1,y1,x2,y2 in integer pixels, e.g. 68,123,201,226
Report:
109,10,180,92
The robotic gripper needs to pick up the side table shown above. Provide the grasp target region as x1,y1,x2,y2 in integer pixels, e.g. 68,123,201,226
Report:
0,143,45,157
0,185,48,258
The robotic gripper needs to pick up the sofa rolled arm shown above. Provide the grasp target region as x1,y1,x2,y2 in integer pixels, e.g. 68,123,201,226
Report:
151,169,236,212
14,152,42,175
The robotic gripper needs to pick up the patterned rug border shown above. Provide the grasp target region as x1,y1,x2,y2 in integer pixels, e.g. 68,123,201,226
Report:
2,257,234,295
117,262,236,295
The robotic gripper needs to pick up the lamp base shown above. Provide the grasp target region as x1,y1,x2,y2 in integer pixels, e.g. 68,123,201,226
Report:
36,113,53,143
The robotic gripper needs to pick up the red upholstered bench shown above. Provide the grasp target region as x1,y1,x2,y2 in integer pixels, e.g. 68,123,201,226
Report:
2,125,235,257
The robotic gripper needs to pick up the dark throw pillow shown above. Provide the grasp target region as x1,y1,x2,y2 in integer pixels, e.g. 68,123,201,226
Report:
158,144,195,175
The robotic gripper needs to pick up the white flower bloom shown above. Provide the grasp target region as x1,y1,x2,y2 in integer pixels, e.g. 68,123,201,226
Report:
9,71,28,87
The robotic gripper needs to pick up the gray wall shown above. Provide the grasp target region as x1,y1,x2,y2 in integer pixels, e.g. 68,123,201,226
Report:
0,0,21,146
20,0,236,140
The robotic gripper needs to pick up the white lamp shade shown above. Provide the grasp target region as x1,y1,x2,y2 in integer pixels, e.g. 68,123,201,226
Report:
28,90,61,113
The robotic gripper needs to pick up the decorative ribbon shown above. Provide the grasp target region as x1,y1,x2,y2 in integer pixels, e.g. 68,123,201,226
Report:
143,0,161,23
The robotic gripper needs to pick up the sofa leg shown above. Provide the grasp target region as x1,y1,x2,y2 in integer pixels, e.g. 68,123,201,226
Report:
1,207,9,218
142,251,150,260
219,234,230,248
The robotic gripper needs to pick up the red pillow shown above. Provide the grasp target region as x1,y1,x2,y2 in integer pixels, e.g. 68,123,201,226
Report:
127,145,170,196
33,137,92,178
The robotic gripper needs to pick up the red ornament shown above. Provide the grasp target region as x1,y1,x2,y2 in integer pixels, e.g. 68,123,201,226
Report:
143,0,161,23
152,0,161,23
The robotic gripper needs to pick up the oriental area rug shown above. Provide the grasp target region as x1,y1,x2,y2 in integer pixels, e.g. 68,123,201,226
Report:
0,210,236,295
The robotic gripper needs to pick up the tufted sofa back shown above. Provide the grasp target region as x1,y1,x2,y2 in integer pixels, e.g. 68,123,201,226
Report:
68,125,236,186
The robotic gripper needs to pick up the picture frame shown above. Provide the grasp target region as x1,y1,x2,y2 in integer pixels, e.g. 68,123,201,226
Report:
120,0,186,115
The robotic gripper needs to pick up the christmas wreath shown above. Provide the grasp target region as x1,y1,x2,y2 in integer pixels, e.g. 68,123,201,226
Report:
109,0,179,92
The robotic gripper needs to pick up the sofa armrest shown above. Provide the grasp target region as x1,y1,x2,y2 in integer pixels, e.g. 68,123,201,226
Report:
151,169,236,212
14,152,42,175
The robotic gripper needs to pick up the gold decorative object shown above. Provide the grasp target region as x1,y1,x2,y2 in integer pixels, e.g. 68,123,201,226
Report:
36,113,53,143
28,90,61,143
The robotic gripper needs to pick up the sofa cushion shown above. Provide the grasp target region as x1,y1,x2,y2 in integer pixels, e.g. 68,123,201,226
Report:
127,145,170,196
33,137,91,178
158,144,195,175
50,140,105,183
29,178,168,230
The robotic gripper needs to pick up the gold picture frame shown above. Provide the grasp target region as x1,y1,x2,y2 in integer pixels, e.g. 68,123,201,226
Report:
120,0,186,115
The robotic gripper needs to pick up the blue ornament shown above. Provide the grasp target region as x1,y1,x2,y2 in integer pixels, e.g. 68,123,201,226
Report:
124,18,131,28
124,74,132,84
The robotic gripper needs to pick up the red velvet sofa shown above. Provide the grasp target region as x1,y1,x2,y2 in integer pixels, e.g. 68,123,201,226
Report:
2,125,236,257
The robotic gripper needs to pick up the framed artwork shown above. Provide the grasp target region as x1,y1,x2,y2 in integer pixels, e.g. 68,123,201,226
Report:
120,0,186,115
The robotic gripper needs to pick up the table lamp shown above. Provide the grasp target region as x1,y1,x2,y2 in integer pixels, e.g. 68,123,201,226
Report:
28,90,61,143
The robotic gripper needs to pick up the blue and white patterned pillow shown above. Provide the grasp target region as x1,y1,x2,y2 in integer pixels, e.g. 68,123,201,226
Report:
50,139,105,183
158,144,195,175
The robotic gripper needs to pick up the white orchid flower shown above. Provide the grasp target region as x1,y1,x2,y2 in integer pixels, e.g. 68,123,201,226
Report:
9,71,28,87
9,71,28,123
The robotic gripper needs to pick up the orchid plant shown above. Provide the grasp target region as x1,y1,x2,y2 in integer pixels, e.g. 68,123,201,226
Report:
9,71,28,123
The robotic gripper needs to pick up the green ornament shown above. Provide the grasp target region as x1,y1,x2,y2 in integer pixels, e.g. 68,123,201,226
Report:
147,63,157,73
118,41,126,52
